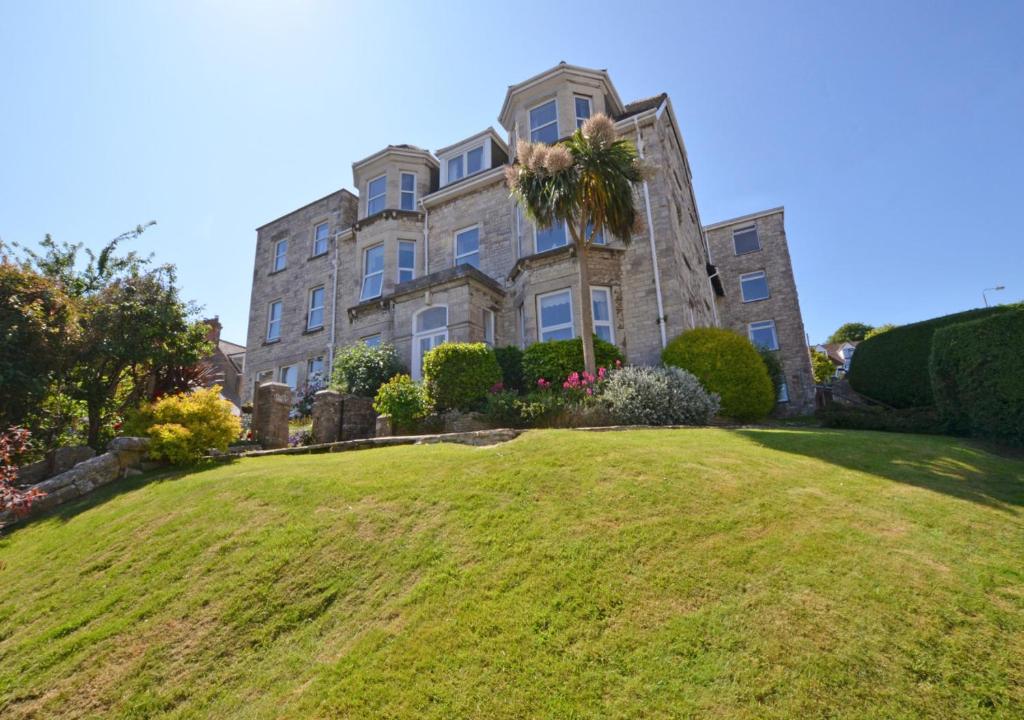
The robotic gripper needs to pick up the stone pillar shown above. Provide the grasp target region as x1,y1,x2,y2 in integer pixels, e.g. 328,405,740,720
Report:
375,415,393,438
341,394,376,440
311,389,343,445
254,382,291,449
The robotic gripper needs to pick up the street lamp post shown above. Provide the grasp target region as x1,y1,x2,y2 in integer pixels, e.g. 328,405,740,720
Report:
983,285,1005,308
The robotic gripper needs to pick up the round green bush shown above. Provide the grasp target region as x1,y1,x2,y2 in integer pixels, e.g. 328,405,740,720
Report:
522,336,624,387
493,345,525,394
373,374,428,431
331,342,403,398
422,342,501,411
603,366,720,426
661,328,774,421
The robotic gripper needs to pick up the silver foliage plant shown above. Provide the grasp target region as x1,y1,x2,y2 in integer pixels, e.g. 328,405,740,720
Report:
602,366,720,426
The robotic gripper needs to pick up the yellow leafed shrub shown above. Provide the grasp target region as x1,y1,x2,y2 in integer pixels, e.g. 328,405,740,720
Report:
127,386,240,463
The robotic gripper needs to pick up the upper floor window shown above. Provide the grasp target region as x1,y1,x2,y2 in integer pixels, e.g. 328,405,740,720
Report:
740,271,770,303
537,288,574,341
273,238,288,272
398,240,416,283
591,287,614,343
266,300,282,341
535,222,567,253
447,155,463,183
483,308,495,347
307,286,325,330
400,173,416,211
455,226,480,268
586,221,605,246
367,175,386,215
748,320,779,350
312,222,329,256
733,226,760,255
530,99,558,144
445,145,485,186
360,245,384,301
575,96,592,128
467,146,483,174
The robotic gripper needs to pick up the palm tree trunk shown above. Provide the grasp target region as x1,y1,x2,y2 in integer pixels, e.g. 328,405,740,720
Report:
576,240,597,376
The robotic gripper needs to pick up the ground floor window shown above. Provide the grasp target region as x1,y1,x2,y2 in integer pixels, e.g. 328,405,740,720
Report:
591,287,614,343
483,308,495,347
278,365,298,390
307,356,326,382
412,306,448,380
778,381,790,403
748,320,779,350
537,289,574,341
361,334,382,348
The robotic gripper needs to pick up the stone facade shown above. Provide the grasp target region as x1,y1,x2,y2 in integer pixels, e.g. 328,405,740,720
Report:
705,208,815,414
241,63,813,415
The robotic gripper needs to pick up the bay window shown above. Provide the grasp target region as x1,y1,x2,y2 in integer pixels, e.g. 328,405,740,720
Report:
360,245,384,301
537,289,574,341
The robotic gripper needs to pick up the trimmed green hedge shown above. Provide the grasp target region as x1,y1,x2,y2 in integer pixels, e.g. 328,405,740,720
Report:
662,327,774,421
817,405,944,435
848,306,1014,408
494,345,525,394
521,337,624,387
422,342,501,411
929,308,1024,446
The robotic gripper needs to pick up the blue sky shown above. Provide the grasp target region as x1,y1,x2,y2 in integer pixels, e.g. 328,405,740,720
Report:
2,0,1021,344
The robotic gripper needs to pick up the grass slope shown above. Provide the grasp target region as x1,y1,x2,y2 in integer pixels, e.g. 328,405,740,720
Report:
1,428,1023,719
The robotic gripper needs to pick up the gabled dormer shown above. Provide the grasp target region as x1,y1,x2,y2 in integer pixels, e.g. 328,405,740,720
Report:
351,144,439,220
436,129,509,188
498,63,625,156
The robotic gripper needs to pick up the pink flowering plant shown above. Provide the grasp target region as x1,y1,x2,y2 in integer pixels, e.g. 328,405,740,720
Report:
562,367,610,402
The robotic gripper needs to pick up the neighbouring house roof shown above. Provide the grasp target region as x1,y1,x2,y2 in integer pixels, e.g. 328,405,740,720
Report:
614,93,668,121
219,339,245,356
813,341,859,366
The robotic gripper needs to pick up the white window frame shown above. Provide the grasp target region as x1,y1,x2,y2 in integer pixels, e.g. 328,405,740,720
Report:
574,95,592,129
733,225,761,255
366,174,386,216
278,364,298,390
778,381,790,403
517,303,525,349
400,172,416,211
360,244,385,301
412,305,449,380
306,286,325,330
529,98,559,143
590,286,615,344
454,225,481,268
483,308,495,347
534,221,568,254
307,355,326,380
397,239,416,283
312,222,329,256
266,299,282,341
740,271,770,303
536,288,575,342
748,320,779,351
361,333,382,348
272,238,288,272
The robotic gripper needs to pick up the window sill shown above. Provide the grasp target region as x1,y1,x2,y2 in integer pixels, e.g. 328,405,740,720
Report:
734,248,762,256
263,338,280,346
308,252,328,261
268,268,287,276
741,297,770,304
303,326,324,335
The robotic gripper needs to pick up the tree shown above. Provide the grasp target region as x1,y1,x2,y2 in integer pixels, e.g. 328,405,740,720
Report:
1,427,43,517
827,322,874,343
506,114,645,375
864,323,895,339
811,349,835,385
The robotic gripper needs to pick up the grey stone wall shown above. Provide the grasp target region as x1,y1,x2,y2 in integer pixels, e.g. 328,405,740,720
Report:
253,382,292,449
706,209,815,414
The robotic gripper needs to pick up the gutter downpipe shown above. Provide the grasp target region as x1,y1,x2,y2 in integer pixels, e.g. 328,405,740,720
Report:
327,229,342,369
420,199,429,272
634,115,668,349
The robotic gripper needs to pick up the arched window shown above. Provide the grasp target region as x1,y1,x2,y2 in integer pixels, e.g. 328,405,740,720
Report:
412,305,448,380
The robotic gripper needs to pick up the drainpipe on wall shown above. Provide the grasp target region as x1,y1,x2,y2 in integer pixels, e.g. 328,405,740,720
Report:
328,228,341,369
634,116,668,350
420,200,429,271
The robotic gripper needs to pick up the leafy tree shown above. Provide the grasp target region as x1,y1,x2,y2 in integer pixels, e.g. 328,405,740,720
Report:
1,427,43,517
864,323,895,339
828,322,874,343
507,114,646,375
811,349,835,385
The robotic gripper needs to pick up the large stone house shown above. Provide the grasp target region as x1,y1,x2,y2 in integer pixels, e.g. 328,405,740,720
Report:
242,63,814,414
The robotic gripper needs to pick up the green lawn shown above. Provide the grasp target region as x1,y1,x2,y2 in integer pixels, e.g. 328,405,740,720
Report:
1,428,1022,719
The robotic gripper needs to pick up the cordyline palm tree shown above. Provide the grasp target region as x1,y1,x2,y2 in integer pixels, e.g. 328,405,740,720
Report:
506,113,647,376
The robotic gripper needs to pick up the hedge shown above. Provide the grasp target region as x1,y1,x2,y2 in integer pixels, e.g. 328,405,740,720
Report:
661,327,774,421
421,342,501,411
521,337,624,387
848,306,1015,408
494,345,525,394
817,405,945,435
929,308,1024,446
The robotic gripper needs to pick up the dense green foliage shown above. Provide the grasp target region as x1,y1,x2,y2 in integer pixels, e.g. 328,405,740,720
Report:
421,342,501,411
126,386,241,463
757,347,784,398
817,405,945,435
493,345,525,394
331,342,403,398
522,337,624,387
811,349,834,385
602,366,719,426
2,429,1023,718
662,328,774,421
372,374,428,431
930,309,1024,446
827,322,874,343
849,306,1016,408
864,323,895,339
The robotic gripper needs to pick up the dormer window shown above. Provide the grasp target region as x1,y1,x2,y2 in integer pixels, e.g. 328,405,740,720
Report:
446,145,485,185
530,100,558,143
367,175,386,215
400,173,416,211
575,96,592,128
447,155,463,183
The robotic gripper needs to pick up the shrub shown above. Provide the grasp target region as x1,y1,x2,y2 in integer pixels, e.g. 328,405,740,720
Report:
373,374,428,431
662,328,774,421
422,342,501,411
522,336,624,386
817,406,944,435
811,349,834,385
483,390,528,428
331,342,403,398
602,366,719,426
757,347,784,399
494,346,525,394
929,308,1024,446
127,386,241,464
848,305,1016,408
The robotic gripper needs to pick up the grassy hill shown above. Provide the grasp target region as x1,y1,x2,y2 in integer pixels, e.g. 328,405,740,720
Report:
1,428,1022,718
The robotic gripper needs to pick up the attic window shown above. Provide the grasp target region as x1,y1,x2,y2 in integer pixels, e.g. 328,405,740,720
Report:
733,226,760,255
444,145,485,185
530,100,558,144
575,96,591,128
